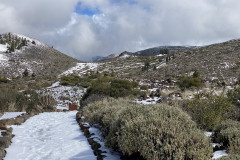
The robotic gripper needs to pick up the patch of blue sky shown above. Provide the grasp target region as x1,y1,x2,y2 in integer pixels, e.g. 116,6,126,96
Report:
111,0,138,5
74,2,99,16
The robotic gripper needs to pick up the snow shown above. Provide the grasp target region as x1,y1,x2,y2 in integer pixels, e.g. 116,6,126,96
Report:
5,111,96,160
0,44,8,52
120,54,130,58
212,150,228,159
84,123,121,160
40,85,84,109
60,63,99,77
204,132,213,137
13,33,46,46
0,112,26,120
47,81,60,89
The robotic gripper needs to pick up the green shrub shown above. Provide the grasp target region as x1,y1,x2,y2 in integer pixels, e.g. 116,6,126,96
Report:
228,87,240,108
140,85,148,90
0,77,8,83
82,78,140,101
60,74,80,86
84,99,213,160
214,120,240,154
182,93,232,130
177,76,202,90
219,154,240,160
79,81,91,88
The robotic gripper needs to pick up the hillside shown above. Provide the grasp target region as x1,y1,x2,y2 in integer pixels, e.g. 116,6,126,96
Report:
84,39,240,83
0,32,80,79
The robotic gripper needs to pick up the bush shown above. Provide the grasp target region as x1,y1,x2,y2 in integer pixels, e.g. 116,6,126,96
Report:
140,85,148,90
177,76,202,90
182,93,232,130
0,77,8,83
214,120,240,154
228,87,240,108
82,78,139,101
219,154,240,160
60,74,80,86
84,99,213,160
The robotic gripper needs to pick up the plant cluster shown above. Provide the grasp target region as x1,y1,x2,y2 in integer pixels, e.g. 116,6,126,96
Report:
84,98,212,160
214,120,240,154
182,93,232,130
82,77,140,101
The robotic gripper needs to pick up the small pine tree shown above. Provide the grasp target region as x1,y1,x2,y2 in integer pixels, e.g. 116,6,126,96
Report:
23,69,29,77
193,70,200,78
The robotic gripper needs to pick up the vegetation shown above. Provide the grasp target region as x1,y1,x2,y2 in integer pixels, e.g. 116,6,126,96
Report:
60,74,80,86
177,76,202,90
0,77,8,83
219,154,240,160
182,93,232,130
214,120,240,154
83,98,212,160
81,77,140,102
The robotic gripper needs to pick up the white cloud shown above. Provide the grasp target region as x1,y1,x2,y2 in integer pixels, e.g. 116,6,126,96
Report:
1,0,240,61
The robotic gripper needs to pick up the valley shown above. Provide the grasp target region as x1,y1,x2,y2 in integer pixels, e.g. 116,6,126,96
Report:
0,33,240,160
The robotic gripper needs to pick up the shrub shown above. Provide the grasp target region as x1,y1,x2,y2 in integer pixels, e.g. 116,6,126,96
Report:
0,77,8,83
214,120,240,154
177,76,202,90
219,154,240,160
84,99,213,160
228,87,240,108
82,78,139,101
60,74,80,86
140,85,148,90
182,93,232,130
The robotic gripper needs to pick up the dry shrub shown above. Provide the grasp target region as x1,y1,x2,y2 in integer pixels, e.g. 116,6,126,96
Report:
214,120,240,154
84,98,212,160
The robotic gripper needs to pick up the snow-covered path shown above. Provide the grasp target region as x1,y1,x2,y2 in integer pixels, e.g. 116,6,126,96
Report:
4,111,96,160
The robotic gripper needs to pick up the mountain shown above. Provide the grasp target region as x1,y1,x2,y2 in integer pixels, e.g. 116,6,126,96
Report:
0,32,80,78
81,38,240,83
134,46,199,56
91,46,198,62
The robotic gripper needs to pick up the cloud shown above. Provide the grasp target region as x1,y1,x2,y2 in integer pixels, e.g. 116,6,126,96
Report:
1,0,240,61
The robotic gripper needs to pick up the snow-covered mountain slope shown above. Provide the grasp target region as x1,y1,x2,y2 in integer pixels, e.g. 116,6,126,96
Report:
0,32,79,78
60,63,99,77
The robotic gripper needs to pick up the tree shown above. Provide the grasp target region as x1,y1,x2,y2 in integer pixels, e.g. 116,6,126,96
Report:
193,70,200,78
23,69,29,77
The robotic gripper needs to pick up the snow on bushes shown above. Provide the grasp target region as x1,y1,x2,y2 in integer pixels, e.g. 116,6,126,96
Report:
84,98,213,160
214,120,240,154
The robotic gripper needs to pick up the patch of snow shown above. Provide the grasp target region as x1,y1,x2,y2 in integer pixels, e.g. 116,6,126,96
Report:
88,124,121,160
157,54,164,57
0,112,26,120
47,81,60,89
12,33,46,47
60,63,99,77
212,150,228,159
120,54,130,58
204,132,213,137
5,111,96,160
0,44,8,52
0,53,8,61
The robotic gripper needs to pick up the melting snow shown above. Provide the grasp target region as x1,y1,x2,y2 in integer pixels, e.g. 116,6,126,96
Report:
0,112,26,120
212,150,228,159
0,44,8,52
5,111,96,160
60,63,99,77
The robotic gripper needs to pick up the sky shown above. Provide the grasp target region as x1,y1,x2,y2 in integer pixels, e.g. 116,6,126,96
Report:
1,0,240,61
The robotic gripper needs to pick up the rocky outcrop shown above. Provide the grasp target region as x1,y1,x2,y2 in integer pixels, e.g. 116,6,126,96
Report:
76,112,106,160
